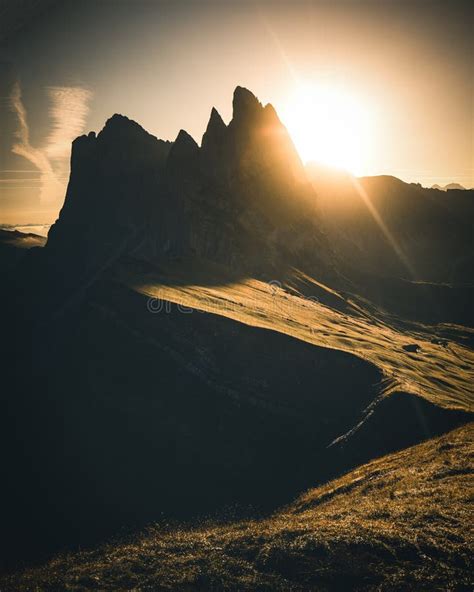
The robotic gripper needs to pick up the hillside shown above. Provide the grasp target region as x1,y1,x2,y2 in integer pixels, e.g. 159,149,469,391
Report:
306,168,474,325
3,422,472,591
124,260,474,413
0,86,472,583
0,242,469,569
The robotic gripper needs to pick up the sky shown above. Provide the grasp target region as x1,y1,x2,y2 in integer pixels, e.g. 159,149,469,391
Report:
0,0,472,224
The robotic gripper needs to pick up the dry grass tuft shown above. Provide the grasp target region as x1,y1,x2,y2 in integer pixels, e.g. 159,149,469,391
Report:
3,423,473,591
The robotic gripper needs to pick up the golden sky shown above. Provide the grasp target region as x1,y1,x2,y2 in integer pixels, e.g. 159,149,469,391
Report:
0,0,472,224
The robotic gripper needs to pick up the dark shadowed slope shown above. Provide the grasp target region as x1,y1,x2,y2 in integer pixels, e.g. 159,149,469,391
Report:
3,423,472,592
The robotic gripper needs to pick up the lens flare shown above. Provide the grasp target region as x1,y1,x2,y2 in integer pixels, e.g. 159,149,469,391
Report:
280,83,374,175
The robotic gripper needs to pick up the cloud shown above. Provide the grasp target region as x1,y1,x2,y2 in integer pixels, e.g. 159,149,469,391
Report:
9,81,92,204
10,81,58,200
44,86,93,160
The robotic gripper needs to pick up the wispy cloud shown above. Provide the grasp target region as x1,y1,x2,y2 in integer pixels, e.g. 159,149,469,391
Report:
10,81,59,202
44,86,93,160
9,81,92,204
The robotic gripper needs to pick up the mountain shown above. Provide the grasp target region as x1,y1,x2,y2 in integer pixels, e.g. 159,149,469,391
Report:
39,86,474,326
306,166,474,324
432,182,466,191
307,167,474,285
0,86,472,578
46,87,323,277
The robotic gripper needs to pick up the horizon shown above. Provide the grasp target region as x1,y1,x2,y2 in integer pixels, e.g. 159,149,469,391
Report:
1,0,473,224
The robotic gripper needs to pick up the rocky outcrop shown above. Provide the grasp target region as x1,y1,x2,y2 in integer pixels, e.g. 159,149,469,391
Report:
46,115,173,265
45,87,324,275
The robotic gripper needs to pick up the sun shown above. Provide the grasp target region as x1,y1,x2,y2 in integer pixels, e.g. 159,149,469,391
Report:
280,83,373,175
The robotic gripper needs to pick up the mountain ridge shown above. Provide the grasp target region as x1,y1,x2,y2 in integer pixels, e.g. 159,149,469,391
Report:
46,86,322,271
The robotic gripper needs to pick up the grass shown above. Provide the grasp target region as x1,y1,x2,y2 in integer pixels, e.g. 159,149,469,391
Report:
3,422,472,591
1,238,472,590
123,262,474,413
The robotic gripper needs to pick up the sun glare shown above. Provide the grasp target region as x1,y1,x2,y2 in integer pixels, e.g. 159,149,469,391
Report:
280,83,373,175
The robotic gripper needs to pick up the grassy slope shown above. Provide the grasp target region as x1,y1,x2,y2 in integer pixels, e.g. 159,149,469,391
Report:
4,423,472,591
123,262,474,413
1,235,472,589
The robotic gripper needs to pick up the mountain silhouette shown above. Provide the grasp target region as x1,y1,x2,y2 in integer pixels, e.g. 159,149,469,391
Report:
432,182,466,191
46,86,322,276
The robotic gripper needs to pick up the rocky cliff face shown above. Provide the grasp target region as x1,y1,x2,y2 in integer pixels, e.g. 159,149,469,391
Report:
46,87,324,274
46,114,172,262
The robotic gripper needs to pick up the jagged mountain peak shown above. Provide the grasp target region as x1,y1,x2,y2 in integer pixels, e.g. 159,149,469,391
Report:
102,113,142,131
209,106,225,125
174,128,198,147
46,85,321,269
202,107,226,150
232,86,262,121
167,129,199,169
98,113,159,145
262,102,281,124
105,112,131,125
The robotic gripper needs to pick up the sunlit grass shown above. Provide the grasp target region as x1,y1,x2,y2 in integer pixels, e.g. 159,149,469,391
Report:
4,423,472,591
125,263,474,413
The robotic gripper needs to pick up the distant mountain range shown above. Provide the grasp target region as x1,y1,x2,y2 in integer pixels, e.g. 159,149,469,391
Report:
431,182,467,191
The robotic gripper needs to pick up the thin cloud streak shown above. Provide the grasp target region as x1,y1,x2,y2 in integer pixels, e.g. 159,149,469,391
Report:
45,86,93,160
0,169,41,173
9,82,92,204
10,81,58,202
